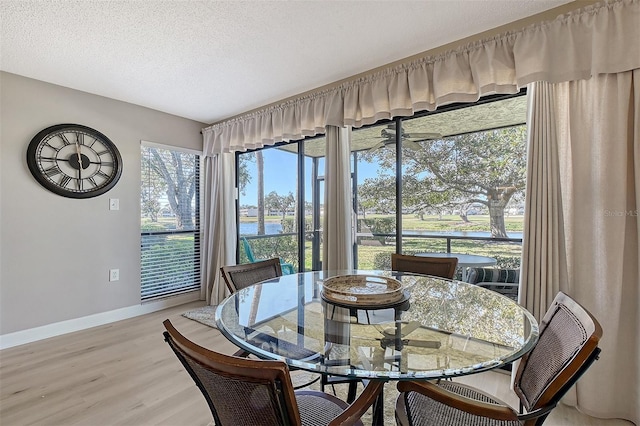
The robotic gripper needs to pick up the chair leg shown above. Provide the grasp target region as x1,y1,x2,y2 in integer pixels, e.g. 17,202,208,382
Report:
321,374,360,402
346,380,358,403
320,374,328,393
372,388,385,426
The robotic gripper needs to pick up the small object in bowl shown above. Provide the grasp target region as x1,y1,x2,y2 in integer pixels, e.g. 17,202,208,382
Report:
322,274,404,306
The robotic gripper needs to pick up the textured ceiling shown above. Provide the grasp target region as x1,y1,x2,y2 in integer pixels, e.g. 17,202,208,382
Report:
0,0,571,124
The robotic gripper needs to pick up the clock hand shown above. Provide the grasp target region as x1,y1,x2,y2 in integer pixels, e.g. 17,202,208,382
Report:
75,138,83,184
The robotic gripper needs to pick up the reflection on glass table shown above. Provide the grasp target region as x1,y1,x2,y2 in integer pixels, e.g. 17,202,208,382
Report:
215,270,538,425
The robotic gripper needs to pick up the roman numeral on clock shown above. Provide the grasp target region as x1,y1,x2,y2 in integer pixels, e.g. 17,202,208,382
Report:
59,175,72,188
44,165,62,177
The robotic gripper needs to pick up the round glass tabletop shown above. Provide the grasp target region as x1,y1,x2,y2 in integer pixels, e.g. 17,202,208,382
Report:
215,270,538,381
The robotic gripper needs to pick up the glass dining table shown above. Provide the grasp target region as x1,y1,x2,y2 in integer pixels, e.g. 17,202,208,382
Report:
215,270,538,425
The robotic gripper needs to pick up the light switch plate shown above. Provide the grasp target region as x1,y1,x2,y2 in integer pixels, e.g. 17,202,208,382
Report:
109,198,119,210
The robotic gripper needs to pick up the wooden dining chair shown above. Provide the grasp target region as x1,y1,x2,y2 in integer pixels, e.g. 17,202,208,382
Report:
163,319,381,426
395,291,603,426
391,253,458,279
220,258,320,389
221,259,362,400
220,257,283,293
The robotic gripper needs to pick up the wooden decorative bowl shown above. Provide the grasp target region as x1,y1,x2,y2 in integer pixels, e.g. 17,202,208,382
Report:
321,274,404,306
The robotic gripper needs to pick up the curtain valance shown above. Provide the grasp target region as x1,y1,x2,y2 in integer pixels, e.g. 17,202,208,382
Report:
202,0,640,156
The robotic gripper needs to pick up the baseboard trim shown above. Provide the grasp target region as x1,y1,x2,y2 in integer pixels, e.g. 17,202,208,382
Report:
0,292,201,350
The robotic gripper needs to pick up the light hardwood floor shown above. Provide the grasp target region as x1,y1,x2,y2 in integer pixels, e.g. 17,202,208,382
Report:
0,301,632,426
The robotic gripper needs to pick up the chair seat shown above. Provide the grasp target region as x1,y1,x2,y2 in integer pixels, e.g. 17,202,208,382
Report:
296,390,364,426
396,381,522,426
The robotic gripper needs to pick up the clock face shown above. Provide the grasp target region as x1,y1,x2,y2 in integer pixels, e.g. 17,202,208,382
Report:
26,124,123,198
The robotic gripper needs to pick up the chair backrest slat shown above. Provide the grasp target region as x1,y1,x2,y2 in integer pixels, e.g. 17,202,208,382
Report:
391,254,458,279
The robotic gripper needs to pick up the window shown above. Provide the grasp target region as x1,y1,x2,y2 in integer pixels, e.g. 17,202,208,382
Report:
352,92,527,271
237,143,301,271
235,92,527,274
352,122,397,267
236,136,327,271
140,143,200,300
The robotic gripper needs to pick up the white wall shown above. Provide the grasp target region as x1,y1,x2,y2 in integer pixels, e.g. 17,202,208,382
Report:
0,72,205,336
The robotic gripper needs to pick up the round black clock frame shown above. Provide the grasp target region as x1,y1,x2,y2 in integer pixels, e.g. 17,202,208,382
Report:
26,124,123,199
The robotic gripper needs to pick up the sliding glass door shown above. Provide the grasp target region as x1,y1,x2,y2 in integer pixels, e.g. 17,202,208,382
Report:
236,136,327,272
234,92,528,274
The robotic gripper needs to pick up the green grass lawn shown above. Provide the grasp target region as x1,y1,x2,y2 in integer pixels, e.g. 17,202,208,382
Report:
355,214,523,270
239,214,524,231
239,213,524,231
374,213,524,232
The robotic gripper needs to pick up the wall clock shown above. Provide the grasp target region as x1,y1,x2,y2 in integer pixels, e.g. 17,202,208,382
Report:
26,124,123,199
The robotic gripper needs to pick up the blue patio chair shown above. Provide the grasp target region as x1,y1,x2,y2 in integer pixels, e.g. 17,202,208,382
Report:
241,237,295,275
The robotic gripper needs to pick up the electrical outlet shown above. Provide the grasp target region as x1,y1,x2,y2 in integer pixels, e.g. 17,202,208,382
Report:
109,269,120,282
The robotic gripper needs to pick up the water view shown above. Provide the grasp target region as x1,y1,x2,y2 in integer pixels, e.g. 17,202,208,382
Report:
239,222,286,235
239,222,523,239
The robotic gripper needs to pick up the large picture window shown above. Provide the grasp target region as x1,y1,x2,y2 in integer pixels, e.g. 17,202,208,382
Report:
140,143,200,300
236,92,527,277
352,93,527,272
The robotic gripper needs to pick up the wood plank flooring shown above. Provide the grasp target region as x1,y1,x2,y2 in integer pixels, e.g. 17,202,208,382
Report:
0,301,632,426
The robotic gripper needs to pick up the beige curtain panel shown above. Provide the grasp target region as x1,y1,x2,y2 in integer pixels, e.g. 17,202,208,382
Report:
323,126,354,272
520,82,566,320
201,152,236,305
202,0,640,154
522,72,639,424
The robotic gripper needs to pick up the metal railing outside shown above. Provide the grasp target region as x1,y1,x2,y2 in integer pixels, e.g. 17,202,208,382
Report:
241,231,523,273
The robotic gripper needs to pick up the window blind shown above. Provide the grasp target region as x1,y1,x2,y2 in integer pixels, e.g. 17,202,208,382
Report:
140,231,200,299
